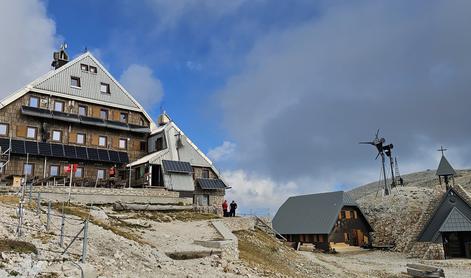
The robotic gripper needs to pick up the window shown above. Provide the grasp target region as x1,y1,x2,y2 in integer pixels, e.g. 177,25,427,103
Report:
50,165,59,177
155,137,164,151
139,141,147,151
76,133,86,145
80,64,89,71
75,167,84,178
98,136,107,147
26,127,37,139
139,118,145,126
29,96,39,108
52,130,62,142
345,211,351,219
120,113,128,123
78,105,88,116
90,66,97,74
340,211,346,219
195,195,209,206
353,210,358,219
54,101,64,112
0,123,8,136
70,76,81,88
97,169,105,179
23,163,34,176
100,83,110,94
119,138,127,149
100,109,108,120
202,169,210,179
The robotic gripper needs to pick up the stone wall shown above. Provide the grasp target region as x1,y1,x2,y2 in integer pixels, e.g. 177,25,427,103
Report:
221,217,256,232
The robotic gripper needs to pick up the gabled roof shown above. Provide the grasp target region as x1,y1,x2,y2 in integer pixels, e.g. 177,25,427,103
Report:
418,187,471,242
439,207,471,232
273,191,368,235
436,155,456,177
0,52,155,129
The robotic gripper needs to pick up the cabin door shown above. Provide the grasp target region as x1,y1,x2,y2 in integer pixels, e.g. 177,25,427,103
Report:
356,230,364,246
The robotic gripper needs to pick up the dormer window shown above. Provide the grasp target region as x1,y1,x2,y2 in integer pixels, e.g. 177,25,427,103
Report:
80,64,89,71
100,83,110,94
90,66,97,74
71,76,81,88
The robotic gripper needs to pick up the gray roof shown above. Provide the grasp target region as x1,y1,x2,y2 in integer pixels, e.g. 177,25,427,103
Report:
439,207,471,232
273,191,359,235
418,187,471,242
436,155,456,177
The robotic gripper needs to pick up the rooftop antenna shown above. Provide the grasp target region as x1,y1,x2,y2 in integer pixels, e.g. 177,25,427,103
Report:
360,129,391,196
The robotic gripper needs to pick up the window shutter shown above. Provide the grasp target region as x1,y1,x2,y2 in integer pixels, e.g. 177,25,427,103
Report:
91,135,99,146
112,111,120,122
111,136,119,149
16,126,27,137
92,106,100,118
69,131,76,144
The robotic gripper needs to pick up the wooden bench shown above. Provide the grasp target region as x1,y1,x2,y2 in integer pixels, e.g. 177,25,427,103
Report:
406,264,445,278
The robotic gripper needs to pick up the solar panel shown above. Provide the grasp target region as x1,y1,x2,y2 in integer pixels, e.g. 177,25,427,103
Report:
51,143,64,157
162,160,192,174
21,106,52,117
87,148,99,161
106,120,128,130
97,149,110,161
11,140,26,154
197,178,227,190
0,138,10,152
38,142,52,156
52,111,80,122
75,146,88,160
64,145,77,159
118,152,129,164
108,150,120,163
25,140,39,155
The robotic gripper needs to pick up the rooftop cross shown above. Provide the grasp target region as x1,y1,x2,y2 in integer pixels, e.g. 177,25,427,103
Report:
438,146,448,156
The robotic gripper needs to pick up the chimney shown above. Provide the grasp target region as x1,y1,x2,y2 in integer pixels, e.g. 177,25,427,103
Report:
51,44,69,69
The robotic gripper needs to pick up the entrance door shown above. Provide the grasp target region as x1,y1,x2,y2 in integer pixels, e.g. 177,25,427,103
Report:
357,230,364,246
443,232,466,258
151,165,164,187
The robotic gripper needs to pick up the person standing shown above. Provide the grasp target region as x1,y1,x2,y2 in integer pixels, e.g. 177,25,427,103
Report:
222,200,228,217
229,200,238,217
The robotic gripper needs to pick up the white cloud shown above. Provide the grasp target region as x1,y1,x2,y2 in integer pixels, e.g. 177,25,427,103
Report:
0,0,57,98
120,64,164,111
222,169,299,216
207,141,236,162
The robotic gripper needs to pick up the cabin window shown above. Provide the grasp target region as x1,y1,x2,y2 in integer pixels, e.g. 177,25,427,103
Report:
49,165,59,177
78,105,88,116
0,123,8,136
100,83,110,94
90,66,97,74
155,137,164,151
23,163,34,176
318,235,324,243
52,130,62,142
26,127,37,139
98,136,107,147
75,167,84,178
353,211,358,219
76,133,86,145
345,211,351,219
120,112,128,123
54,101,64,112
195,195,209,206
80,64,89,71
29,96,39,108
70,76,81,88
100,109,108,120
140,118,145,126
202,169,210,179
97,169,105,179
140,141,147,151
119,138,127,149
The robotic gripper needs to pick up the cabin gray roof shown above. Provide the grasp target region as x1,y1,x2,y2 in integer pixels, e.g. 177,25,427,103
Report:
436,155,456,177
439,207,471,232
272,191,359,235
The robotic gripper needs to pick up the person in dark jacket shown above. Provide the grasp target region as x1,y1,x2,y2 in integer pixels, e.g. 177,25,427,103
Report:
222,200,228,217
229,200,237,217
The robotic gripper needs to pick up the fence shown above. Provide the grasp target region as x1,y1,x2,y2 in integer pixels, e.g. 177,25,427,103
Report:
0,182,90,276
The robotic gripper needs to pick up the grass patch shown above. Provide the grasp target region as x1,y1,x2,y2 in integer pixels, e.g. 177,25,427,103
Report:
0,239,37,254
234,229,308,278
0,195,19,204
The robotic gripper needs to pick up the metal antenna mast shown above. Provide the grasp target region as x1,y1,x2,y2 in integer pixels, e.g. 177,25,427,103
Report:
394,157,403,186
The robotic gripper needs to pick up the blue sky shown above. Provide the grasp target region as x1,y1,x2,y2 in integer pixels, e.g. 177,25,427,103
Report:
2,1,471,214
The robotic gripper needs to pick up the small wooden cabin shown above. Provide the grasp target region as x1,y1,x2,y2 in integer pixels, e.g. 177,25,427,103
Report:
273,191,373,251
